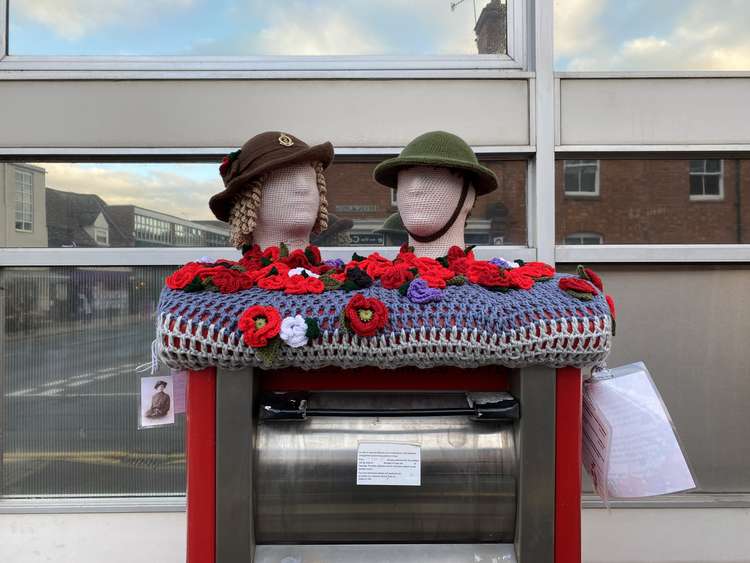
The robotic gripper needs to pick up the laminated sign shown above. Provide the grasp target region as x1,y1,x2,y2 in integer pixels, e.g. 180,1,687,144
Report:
583,362,695,502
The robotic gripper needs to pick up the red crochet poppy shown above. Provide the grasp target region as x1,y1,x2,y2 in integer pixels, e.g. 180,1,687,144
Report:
380,264,414,289
238,305,281,348
202,267,252,293
420,272,448,289
219,156,231,176
559,277,599,295
517,262,555,279
583,267,604,291
280,249,311,269
508,270,534,290
344,294,389,337
165,263,204,289
605,294,617,320
467,262,511,288
285,274,325,295
257,274,287,291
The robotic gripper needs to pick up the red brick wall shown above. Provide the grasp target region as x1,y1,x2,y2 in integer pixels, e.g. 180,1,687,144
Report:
556,159,750,244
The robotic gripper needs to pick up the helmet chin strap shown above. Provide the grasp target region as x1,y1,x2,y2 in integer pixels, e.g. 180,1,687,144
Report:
404,176,471,244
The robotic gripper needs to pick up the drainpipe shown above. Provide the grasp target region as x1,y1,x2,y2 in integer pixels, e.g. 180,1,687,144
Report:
736,159,742,244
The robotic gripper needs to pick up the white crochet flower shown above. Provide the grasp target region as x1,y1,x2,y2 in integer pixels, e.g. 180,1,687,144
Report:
288,267,320,278
280,315,309,348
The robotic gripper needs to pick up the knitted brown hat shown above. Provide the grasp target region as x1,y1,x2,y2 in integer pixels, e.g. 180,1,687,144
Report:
209,131,334,222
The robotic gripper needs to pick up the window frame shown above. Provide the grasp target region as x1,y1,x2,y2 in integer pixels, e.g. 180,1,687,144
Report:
563,159,600,197
564,232,602,245
689,158,724,201
13,166,33,232
2,0,750,515
0,0,528,77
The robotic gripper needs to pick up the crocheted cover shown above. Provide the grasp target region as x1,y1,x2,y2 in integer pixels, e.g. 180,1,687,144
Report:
157,273,613,371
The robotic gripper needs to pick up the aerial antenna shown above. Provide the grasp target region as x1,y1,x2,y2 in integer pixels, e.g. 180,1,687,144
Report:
450,0,477,24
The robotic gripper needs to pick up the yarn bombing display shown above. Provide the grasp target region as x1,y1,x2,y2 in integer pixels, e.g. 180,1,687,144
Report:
157,243,616,371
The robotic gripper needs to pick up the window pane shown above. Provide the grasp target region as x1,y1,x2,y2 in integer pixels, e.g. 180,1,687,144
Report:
689,160,705,173
1,160,527,249
555,0,750,70
580,167,597,192
9,0,508,57
689,175,704,196
556,158,747,244
2,266,185,497
705,159,722,173
704,175,721,196
564,167,579,192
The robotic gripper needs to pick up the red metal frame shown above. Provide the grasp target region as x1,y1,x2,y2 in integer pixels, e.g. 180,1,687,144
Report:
186,368,216,563
184,366,583,563
555,367,583,563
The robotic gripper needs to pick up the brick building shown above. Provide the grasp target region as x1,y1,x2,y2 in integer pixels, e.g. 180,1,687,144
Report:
556,159,750,244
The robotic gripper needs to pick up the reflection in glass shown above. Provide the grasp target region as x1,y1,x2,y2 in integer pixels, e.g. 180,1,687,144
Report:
1,160,527,249
557,158,750,244
10,0,508,58
555,0,750,71
1,266,185,497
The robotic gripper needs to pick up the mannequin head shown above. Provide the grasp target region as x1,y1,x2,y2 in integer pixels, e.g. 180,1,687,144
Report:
396,166,476,258
228,161,328,250
372,131,499,257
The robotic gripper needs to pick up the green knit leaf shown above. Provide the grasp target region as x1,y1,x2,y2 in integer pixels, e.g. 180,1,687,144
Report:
564,289,595,301
279,242,289,258
183,276,205,293
304,318,321,339
255,338,281,364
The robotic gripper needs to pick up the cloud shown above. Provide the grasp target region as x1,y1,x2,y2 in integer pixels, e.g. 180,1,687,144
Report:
558,0,750,70
554,0,605,58
250,6,382,56
39,163,221,221
13,0,195,40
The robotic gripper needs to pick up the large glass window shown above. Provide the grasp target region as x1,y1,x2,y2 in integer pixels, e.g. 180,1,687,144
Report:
15,169,33,232
8,0,509,58
555,0,750,71
2,266,185,497
556,158,750,244
3,159,528,249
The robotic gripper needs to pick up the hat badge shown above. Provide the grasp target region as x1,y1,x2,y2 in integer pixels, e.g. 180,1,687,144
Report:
278,133,294,147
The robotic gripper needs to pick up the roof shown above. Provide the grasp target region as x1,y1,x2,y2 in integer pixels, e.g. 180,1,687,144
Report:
45,188,131,247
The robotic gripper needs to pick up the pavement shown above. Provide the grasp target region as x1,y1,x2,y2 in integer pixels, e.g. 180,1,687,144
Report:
2,317,185,497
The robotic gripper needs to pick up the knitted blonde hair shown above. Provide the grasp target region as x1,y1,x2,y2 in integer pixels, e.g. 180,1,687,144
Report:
228,162,328,248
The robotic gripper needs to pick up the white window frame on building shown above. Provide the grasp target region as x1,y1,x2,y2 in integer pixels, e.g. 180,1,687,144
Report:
689,158,724,201
14,167,33,232
1,0,750,518
0,0,529,76
564,232,603,245
563,159,599,197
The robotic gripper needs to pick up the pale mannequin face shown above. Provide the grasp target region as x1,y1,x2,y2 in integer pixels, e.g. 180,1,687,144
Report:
397,166,469,237
256,162,319,236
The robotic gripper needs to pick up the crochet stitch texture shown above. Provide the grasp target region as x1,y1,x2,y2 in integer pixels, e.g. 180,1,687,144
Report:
157,273,612,371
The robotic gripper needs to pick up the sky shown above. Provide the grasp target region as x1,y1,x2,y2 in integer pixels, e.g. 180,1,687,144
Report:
13,1,750,220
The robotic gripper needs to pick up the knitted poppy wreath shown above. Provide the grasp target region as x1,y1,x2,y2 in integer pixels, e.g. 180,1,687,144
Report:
165,243,559,299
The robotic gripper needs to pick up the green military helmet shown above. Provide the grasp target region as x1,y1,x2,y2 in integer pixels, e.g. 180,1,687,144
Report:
373,131,499,195
375,212,407,235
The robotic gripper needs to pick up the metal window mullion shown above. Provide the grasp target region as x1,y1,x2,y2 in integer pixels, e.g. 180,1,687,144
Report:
528,0,555,264
0,0,7,60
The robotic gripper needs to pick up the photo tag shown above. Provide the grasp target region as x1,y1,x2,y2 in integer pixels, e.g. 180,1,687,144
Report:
583,362,696,501
138,374,175,429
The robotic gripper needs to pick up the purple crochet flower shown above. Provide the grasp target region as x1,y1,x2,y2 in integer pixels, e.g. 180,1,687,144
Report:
324,258,345,270
489,257,517,269
407,278,443,304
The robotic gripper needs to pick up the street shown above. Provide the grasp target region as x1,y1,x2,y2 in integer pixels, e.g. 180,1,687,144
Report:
2,317,185,497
